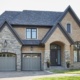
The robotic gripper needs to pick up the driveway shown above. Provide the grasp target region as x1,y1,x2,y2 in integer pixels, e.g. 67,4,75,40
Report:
0,71,80,80
0,71,52,80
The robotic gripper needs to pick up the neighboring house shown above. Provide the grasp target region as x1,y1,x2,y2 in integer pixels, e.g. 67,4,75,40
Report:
0,6,80,71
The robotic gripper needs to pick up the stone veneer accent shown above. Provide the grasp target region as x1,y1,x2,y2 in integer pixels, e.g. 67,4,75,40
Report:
0,24,22,71
44,26,71,69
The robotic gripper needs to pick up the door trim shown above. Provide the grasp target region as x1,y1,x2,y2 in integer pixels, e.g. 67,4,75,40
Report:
50,44,61,66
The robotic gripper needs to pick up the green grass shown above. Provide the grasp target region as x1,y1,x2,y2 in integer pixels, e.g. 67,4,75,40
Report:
34,76,80,80
51,69,80,74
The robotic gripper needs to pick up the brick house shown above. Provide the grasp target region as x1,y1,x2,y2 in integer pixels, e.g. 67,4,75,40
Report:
0,6,80,71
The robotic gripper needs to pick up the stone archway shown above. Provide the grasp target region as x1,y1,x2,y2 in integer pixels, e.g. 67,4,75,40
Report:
50,41,65,66
50,43,61,66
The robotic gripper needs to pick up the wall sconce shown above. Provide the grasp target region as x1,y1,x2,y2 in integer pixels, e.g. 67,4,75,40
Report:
3,40,7,48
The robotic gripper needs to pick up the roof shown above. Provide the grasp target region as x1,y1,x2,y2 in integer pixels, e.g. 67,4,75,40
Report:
41,23,74,44
11,10,63,26
0,11,21,26
22,40,41,46
0,21,22,44
0,10,63,26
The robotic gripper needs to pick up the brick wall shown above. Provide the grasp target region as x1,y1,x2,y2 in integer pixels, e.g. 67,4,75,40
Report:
14,27,50,40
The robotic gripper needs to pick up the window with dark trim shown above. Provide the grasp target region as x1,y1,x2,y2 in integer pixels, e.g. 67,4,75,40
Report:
26,28,37,39
67,23,71,33
74,41,80,62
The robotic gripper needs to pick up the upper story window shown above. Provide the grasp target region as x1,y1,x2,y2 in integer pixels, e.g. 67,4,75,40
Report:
66,23,71,33
26,28,37,39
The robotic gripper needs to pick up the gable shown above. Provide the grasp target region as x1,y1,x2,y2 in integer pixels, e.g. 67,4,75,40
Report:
59,6,80,27
61,12,80,41
61,11,80,29
41,23,74,44
0,21,22,44
45,25,72,45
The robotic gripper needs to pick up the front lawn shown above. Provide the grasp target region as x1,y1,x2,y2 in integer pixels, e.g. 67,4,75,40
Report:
34,76,80,80
50,69,80,74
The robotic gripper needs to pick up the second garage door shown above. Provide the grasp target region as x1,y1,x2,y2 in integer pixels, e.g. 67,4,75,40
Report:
22,53,41,71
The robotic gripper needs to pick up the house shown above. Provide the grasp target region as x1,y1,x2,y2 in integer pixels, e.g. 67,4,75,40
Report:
0,6,80,71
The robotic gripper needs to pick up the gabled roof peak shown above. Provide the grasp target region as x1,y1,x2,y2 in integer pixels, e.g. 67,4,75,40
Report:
0,20,22,44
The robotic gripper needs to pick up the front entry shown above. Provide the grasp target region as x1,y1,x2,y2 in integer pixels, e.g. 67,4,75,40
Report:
50,44,61,66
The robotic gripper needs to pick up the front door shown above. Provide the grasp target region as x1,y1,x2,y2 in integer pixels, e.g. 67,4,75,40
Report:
50,44,61,66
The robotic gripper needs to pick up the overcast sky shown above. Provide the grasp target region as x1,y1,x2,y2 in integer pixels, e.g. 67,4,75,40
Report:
0,0,80,18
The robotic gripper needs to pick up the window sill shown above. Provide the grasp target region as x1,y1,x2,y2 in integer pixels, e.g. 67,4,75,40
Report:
26,39,38,40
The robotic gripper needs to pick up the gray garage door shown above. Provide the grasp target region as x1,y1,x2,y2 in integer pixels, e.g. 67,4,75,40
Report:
22,53,41,71
0,53,16,71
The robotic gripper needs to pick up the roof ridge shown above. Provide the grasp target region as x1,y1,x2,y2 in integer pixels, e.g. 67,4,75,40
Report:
23,10,63,13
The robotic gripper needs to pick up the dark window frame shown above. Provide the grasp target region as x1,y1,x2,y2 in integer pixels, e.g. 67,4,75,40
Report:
74,41,80,62
26,28,37,39
67,23,71,33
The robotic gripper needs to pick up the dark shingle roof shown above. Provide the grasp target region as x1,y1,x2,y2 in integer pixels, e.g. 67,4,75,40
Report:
0,11,21,26
0,10,63,26
11,10,63,26
22,40,41,45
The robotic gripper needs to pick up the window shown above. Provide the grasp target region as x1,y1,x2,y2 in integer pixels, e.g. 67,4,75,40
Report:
74,41,80,62
66,23,71,33
26,28,37,39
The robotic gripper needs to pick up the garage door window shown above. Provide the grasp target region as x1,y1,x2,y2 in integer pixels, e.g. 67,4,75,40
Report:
23,54,40,58
0,53,16,57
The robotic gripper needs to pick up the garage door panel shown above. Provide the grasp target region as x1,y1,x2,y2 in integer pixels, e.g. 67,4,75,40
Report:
22,54,41,71
31,58,40,70
22,58,31,70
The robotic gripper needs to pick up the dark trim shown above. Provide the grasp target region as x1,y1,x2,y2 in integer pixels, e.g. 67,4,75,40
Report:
58,5,80,27
74,41,80,62
0,20,22,44
12,25,52,28
41,23,74,44
26,28,37,39
50,44,61,66
22,40,42,46
59,23,74,44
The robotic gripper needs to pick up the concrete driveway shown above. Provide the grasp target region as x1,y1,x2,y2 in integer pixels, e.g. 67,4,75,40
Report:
0,71,80,80
0,71,52,80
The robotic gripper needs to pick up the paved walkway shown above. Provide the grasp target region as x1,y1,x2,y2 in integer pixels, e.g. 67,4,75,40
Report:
0,71,80,80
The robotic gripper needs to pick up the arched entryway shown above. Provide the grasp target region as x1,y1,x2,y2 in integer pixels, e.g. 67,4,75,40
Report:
50,44,61,66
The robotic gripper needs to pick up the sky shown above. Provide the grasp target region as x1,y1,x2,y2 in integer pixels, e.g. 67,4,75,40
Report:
0,0,80,18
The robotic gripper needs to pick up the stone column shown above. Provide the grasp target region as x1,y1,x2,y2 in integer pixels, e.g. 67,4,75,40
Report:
64,45,70,68
44,44,50,70
44,50,50,70
16,50,21,71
